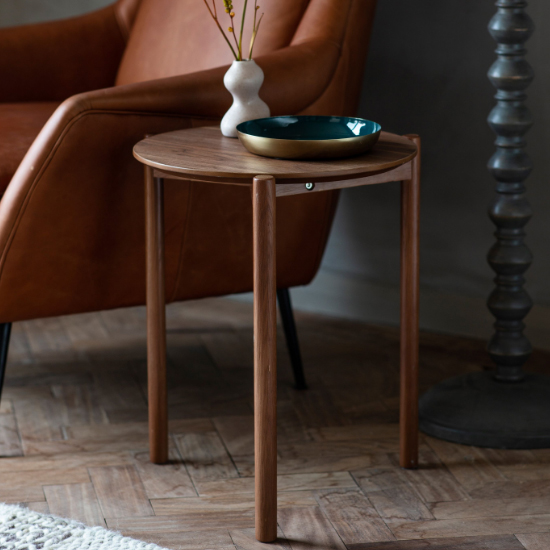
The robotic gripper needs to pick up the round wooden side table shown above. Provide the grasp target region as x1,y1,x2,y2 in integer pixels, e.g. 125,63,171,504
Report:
133,126,420,543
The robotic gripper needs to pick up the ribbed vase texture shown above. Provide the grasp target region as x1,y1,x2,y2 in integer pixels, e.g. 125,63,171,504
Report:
221,60,270,138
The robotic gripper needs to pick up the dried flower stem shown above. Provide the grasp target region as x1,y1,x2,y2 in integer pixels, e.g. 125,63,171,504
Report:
202,0,263,61
238,0,249,61
248,1,263,60
202,0,238,60
227,11,241,59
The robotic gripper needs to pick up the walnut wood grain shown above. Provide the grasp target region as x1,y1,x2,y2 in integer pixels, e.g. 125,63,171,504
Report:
400,135,421,469
252,175,278,543
315,489,395,544
277,506,347,550
134,127,416,184
175,432,239,483
133,448,196,498
89,464,154,519
352,466,433,522
134,128,421,541
145,167,168,465
44,483,105,526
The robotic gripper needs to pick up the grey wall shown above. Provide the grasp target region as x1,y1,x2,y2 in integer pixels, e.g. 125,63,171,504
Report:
2,1,549,344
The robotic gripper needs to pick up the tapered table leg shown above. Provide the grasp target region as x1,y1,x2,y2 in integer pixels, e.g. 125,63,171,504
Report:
253,175,277,542
145,166,168,465
400,136,421,469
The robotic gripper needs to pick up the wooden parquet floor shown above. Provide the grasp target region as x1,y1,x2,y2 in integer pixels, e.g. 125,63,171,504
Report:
1,298,550,550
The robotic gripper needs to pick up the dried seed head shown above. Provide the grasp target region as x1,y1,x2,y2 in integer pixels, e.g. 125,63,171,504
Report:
230,11,235,17
228,26,233,32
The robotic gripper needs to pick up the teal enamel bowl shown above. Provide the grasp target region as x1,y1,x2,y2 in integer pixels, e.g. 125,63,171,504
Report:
237,116,381,160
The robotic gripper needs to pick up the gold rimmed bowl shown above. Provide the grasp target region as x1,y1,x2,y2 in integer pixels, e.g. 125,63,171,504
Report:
236,115,381,160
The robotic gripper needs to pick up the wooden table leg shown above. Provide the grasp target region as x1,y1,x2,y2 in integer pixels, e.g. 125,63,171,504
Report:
145,166,168,465
253,175,278,542
400,136,421,469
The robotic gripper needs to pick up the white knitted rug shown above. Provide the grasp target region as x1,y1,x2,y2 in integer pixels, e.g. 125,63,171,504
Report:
0,503,168,550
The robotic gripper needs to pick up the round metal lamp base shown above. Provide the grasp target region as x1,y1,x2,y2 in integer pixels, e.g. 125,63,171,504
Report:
419,372,550,449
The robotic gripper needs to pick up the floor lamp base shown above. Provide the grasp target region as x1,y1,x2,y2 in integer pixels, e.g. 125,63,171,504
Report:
419,371,550,449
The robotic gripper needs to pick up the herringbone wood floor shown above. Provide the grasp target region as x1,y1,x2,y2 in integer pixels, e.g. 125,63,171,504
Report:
0,298,549,550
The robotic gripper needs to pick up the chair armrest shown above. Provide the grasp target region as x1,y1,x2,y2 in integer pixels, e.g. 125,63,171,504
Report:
64,37,341,118
0,5,128,103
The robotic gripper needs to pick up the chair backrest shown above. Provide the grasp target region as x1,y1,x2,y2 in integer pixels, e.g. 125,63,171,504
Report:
116,0,312,85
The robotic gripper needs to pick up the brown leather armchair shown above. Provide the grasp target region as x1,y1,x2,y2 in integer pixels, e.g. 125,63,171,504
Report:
0,0,377,392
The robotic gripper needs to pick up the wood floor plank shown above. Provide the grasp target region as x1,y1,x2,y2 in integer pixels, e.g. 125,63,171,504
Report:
3,369,92,389
315,489,395,544
11,386,64,443
212,416,254,457
278,506,346,550
151,492,317,516
0,467,90,489
125,529,234,550
310,423,400,442
89,465,154,518
201,330,253,369
23,438,149,456
93,371,148,417
21,317,75,358
430,496,550,520
353,467,433,521
196,472,356,496
398,450,470,503
0,451,133,473
51,384,108,426
0,487,45,503
426,437,505,493
516,533,550,550
289,387,348,429
230,527,291,550
347,535,524,549
44,483,105,526
24,501,50,514
468,479,550,500
388,515,550,540
4,301,550,550
6,322,33,364
175,432,239,482
133,449,196,498
61,312,110,347
235,441,400,477
109,514,254,535
170,418,216,434
479,448,540,481
0,406,22,457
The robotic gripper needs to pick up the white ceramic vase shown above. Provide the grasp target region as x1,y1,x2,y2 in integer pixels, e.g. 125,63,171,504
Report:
221,60,270,138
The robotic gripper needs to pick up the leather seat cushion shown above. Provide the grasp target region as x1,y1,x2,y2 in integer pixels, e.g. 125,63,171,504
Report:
0,102,59,192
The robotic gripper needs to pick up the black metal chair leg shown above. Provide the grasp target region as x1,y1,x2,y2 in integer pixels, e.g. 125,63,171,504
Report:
277,289,307,390
0,323,12,403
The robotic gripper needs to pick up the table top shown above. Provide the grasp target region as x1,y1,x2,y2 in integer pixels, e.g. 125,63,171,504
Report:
133,127,417,184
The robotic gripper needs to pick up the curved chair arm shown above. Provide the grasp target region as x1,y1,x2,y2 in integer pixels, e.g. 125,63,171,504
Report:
0,5,128,103
66,37,340,118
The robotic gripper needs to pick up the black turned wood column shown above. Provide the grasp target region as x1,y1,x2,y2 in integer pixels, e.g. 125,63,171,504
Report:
487,0,534,380
419,0,550,449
